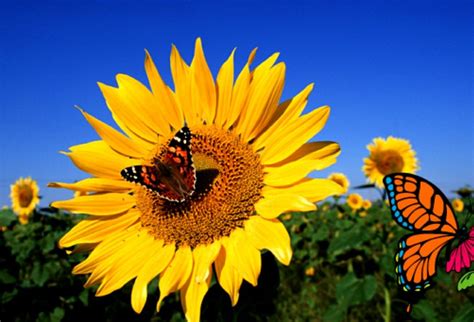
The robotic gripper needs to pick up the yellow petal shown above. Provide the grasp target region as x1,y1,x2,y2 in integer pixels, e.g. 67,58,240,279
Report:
191,38,216,124
59,209,140,248
271,141,340,166
245,216,292,265
180,260,212,322
157,245,193,311
192,242,221,283
263,178,344,203
227,64,250,129
73,223,140,275
115,74,171,137
235,62,285,142
253,83,314,150
259,106,330,165
131,242,175,313
247,47,258,66
98,82,157,146
228,228,261,286
255,194,316,219
79,108,147,158
64,141,137,179
214,237,243,306
214,49,235,127
96,231,156,296
48,177,134,193
264,155,339,187
170,45,198,126
144,50,183,131
51,193,135,216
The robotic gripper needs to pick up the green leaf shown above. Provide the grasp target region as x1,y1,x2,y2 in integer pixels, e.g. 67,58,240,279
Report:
0,208,16,226
335,273,377,308
50,307,65,322
328,228,368,258
452,303,474,322
312,225,329,242
412,300,438,322
323,304,345,322
79,289,89,306
31,261,50,286
0,269,16,284
457,270,474,291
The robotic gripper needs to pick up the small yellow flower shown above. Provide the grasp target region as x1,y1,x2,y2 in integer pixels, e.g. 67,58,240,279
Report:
328,172,350,195
346,193,363,211
0,226,7,232
305,266,315,276
10,177,40,224
363,136,418,188
452,199,464,212
337,212,344,219
362,199,372,210
359,211,368,218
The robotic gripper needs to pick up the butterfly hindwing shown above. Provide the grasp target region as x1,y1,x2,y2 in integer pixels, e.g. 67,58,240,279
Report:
395,232,455,292
120,126,196,202
384,173,458,233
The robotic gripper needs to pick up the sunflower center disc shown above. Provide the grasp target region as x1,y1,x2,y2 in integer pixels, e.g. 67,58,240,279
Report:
377,150,405,175
136,126,264,248
18,185,33,207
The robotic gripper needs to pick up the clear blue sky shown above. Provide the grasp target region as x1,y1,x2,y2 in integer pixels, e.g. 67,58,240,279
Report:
0,0,472,206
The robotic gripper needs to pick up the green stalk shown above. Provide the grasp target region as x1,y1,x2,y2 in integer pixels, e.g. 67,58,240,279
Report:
383,286,391,322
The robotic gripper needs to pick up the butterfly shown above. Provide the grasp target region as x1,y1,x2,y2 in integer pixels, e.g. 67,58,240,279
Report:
121,126,196,202
383,173,473,313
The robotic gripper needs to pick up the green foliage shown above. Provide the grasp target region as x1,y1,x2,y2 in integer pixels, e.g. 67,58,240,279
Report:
1,200,473,321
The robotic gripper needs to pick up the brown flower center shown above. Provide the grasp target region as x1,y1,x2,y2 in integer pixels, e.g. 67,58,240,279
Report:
136,126,264,248
18,185,33,208
375,150,405,175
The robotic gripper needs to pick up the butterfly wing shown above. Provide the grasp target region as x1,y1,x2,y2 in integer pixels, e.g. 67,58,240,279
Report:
121,126,196,202
161,125,196,194
120,165,172,195
395,232,456,292
446,226,474,272
384,173,458,233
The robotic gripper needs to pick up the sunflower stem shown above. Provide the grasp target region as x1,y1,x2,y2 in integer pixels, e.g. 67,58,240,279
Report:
383,286,391,322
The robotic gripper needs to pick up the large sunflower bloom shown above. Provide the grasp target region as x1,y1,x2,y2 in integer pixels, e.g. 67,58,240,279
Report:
50,39,342,321
10,177,40,224
363,136,418,188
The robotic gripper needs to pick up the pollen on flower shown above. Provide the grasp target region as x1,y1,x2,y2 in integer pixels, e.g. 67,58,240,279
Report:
137,125,264,248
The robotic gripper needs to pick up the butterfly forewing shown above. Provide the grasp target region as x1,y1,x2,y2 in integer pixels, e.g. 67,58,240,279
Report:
120,126,196,202
384,173,458,233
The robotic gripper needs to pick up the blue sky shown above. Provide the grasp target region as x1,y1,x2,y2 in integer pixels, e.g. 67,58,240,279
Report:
0,0,472,206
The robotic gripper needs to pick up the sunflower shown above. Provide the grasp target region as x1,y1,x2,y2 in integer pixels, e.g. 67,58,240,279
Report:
363,136,418,188
346,193,363,211
361,199,372,210
49,39,342,321
10,177,40,224
327,172,350,194
452,198,464,212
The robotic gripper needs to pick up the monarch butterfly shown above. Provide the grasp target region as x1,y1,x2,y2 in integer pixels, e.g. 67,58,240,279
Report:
383,173,473,313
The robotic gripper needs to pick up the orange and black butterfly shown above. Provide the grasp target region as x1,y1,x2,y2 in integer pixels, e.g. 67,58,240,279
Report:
383,173,473,313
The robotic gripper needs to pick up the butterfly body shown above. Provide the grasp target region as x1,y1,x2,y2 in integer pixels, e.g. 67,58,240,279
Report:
383,173,473,312
121,126,196,202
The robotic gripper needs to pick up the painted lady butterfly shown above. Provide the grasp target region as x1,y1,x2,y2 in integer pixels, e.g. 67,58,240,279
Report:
121,126,196,202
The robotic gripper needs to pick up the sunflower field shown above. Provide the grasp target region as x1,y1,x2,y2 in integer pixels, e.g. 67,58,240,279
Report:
1,196,473,321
